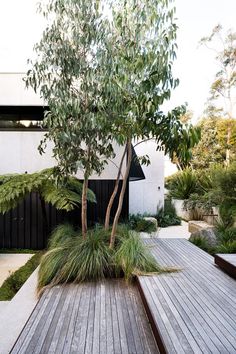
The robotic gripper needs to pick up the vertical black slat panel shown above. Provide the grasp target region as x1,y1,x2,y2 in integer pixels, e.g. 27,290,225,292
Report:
31,192,38,249
25,193,31,249
98,180,103,221
18,199,25,249
122,180,129,220
110,180,118,221
0,213,5,248
0,180,129,250
45,202,51,248
37,194,44,249
4,210,11,248
88,180,96,225
100,180,106,221
50,203,57,232
11,206,18,248
47,203,52,235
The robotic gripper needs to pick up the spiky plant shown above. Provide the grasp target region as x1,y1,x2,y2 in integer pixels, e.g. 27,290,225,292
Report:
216,240,236,254
167,168,199,200
37,223,169,291
38,225,113,290
115,231,162,280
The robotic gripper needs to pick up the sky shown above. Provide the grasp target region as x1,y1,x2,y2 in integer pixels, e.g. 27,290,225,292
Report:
0,0,235,121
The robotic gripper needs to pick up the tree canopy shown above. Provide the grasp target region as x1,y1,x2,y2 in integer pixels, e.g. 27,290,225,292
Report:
26,0,197,239
200,25,236,165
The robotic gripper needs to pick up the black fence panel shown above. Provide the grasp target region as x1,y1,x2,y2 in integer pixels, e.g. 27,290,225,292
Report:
0,180,128,250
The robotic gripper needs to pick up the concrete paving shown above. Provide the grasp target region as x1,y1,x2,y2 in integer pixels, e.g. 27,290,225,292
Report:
0,253,33,286
0,267,39,354
141,221,190,239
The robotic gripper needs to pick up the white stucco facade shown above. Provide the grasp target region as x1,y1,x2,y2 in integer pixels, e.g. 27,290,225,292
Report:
0,73,164,213
129,141,164,215
0,72,43,106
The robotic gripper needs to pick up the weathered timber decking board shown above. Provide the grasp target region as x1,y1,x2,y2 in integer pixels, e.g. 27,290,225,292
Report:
138,238,236,354
215,254,236,279
11,280,159,354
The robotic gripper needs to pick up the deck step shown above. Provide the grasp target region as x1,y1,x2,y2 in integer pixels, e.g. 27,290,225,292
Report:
215,253,236,279
136,238,236,354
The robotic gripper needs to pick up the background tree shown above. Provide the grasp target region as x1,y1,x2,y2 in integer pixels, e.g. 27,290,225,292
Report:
200,25,236,165
191,114,236,169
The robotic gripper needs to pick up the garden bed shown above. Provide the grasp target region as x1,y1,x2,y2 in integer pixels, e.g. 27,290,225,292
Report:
0,252,42,301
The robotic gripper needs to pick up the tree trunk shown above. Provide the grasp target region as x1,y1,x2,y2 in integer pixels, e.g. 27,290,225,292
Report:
81,174,89,239
225,121,231,167
109,139,132,248
104,145,127,230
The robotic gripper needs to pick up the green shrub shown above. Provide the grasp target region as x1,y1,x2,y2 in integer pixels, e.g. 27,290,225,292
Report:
166,168,199,199
0,252,42,300
47,223,78,249
156,199,181,227
59,229,113,283
215,225,236,243
129,214,157,233
190,236,216,255
219,201,236,228
216,240,236,254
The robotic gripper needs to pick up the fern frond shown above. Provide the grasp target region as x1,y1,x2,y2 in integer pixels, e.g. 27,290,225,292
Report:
0,172,47,213
40,181,82,211
67,177,96,203
0,168,96,214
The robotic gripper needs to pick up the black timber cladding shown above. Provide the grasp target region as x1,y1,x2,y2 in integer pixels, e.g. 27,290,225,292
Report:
0,180,128,250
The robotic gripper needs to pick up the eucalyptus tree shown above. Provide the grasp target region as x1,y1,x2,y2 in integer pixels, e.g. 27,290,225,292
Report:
26,0,116,237
105,0,189,247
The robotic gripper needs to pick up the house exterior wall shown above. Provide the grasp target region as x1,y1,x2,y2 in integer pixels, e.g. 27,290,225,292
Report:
0,72,43,106
129,140,164,215
0,131,126,180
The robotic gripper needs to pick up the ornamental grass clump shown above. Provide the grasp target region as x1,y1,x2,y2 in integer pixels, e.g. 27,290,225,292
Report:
115,231,162,280
38,223,166,292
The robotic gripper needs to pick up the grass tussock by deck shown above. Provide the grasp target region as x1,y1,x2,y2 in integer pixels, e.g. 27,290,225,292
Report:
38,224,175,293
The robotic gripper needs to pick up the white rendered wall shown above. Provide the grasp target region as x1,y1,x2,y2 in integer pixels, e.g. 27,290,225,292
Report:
0,73,165,210
0,73,43,106
129,140,164,215
0,131,126,179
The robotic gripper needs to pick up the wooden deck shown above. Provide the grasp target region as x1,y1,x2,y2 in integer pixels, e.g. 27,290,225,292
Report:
11,280,159,354
137,238,236,354
215,253,236,279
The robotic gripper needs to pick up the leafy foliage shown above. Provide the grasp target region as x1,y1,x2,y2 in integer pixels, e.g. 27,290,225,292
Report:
166,168,199,199
128,214,157,233
200,25,236,166
0,169,96,214
216,241,236,254
156,199,181,227
191,117,236,169
0,171,47,213
190,237,216,255
26,0,197,239
0,252,42,301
